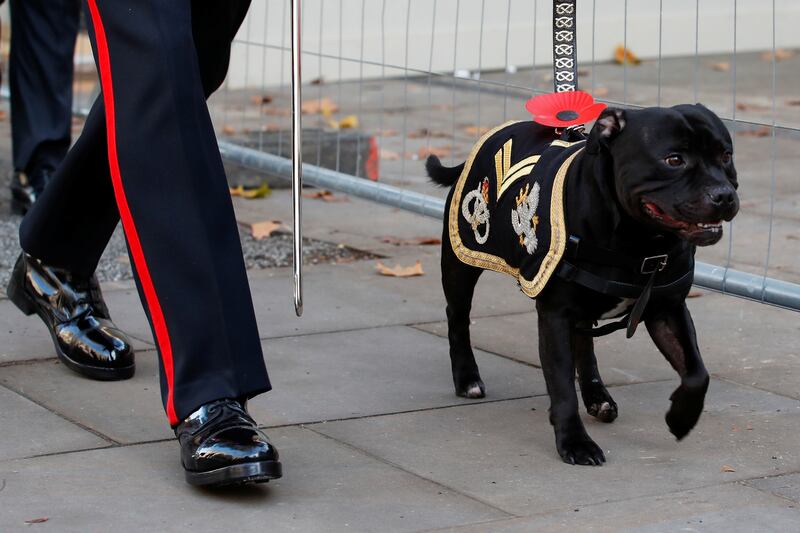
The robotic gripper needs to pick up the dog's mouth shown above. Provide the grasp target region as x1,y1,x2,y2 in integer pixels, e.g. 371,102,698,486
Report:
642,201,723,245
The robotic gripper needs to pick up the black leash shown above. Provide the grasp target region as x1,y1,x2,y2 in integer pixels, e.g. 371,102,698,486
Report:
553,0,578,93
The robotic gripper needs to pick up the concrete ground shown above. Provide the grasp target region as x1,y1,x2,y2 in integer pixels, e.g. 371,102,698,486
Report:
1,51,799,531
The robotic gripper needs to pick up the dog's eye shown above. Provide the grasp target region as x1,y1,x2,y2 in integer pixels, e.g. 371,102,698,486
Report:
721,151,733,164
665,154,685,167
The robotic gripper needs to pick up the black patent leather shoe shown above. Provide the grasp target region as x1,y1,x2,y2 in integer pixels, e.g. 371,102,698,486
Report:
176,399,282,487
10,171,48,215
6,253,135,380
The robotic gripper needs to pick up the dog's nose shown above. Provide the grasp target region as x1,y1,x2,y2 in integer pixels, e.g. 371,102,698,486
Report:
707,187,737,208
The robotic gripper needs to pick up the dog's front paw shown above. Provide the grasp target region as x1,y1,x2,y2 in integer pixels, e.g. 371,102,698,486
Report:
455,379,485,399
587,400,618,423
556,433,606,466
665,383,706,440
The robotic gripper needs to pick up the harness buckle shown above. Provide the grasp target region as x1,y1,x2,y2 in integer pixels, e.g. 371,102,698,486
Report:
640,254,668,275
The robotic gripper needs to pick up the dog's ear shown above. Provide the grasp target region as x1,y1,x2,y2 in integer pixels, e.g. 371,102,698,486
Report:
586,108,626,154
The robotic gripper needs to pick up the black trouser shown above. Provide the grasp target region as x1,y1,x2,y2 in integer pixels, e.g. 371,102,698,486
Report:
19,0,271,426
9,0,81,178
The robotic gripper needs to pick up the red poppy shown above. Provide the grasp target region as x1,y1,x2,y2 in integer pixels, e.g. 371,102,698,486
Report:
524,90,607,128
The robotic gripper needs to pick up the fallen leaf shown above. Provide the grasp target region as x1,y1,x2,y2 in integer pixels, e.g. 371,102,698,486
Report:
614,45,641,65
339,115,360,129
418,145,452,159
736,102,768,111
378,129,399,137
229,183,272,199
380,149,401,161
787,235,799,241
738,126,771,137
380,236,441,246
302,189,348,202
0,110,6,121
760,49,795,62
787,99,800,106
310,77,325,85
592,87,609,97
687,290,704,298
408,128,449,139
222,125,237,135
302,97,339,116
376,260,425,277
720,464,736,473
250,94,273,105
464,125,490,136
241,220,285,240
261,123,283,132
25,518,49,524
710,62,730,72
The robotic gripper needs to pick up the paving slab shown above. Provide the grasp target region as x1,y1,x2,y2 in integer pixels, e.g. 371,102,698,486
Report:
0,385,108,461
0,326,545,444
0,289,153,365
745,472,800,504
414,290,800,392
314,379,800,516
0,427,509,533
433,483,800,533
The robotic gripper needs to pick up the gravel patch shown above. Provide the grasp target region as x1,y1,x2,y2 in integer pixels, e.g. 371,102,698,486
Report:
0,216,376,295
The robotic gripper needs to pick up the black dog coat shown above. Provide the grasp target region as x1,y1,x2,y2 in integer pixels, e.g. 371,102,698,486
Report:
450,120,585,297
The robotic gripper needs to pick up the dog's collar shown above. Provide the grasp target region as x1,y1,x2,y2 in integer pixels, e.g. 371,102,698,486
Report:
556,235,694,338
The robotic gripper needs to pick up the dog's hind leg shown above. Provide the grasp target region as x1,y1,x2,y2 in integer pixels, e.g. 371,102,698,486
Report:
441,232,485,398
572,325,618,423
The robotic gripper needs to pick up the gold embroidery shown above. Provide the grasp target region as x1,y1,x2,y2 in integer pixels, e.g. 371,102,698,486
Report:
448,122,584,298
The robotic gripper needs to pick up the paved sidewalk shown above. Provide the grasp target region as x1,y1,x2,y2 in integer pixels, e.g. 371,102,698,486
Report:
1,186,799,532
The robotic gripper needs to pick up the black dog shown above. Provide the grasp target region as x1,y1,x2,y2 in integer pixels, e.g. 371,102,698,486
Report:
427,105,739,465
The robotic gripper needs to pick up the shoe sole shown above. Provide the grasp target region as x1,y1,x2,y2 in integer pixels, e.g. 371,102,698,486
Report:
185,460,283,488
7,261,135,381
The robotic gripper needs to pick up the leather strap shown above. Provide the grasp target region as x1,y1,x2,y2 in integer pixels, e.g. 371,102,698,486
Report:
553,0,578,92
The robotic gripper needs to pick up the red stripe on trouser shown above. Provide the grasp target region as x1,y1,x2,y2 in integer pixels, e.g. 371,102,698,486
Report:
86,0,178,425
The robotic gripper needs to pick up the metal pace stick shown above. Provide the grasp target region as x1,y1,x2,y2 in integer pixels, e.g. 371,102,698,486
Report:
291,0,304,316
552,0,578,92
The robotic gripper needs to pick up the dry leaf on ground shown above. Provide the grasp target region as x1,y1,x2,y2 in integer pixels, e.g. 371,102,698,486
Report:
760,49,795,62
25,518,50,524
240,220,285,240
221,125,237,135
418,145,452,159
380,149,401,161
339,115,360,129
464,125,491,136
229,183,272,199
380,236,442,246
736,102,768,111
250,95,273,105
720,464,736,473
738,126,771,137
310,77,325,85
378,129,399,137
0,110,6,121
592,87,609,97
614,45,641,65
711,62,730,72
787,100,800,107
302,97,339,116
302,189,348,202
376,260,425,277
687,290,704,298
408,128,449,139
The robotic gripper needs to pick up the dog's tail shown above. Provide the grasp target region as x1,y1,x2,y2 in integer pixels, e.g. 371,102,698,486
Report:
426,155,465,187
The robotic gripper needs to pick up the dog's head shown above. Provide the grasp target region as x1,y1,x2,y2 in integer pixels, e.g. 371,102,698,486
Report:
587,104,739,246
